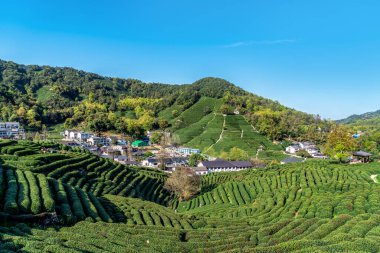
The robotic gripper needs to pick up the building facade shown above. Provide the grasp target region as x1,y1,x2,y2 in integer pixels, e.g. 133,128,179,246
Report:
88,136,111,146
175,147,201,155
0,122,24,139
197,160,254,173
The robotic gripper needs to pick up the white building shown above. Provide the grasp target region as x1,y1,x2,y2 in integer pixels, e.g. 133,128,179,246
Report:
0,122,24,139
197,160,254,173
141,157,189,170
64,130,93,142
194,167,208,175
286,144,301,154
88,136,111,146
299,142,315,150
142,158,159,168
174,147,201,155
286,141,326,159
77,132,93,142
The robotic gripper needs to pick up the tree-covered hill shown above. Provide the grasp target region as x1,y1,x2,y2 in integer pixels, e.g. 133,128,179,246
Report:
0,59,331,145
338,110,380,125
338,110,380,134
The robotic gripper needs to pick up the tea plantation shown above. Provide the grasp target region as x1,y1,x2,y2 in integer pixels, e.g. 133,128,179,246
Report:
1,140,380,252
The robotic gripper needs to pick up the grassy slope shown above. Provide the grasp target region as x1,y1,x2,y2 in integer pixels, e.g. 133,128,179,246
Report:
3,160,380,252
175,110,280,157
209,115,280,156
35,86,54,103
174,97,222,126
158,104,183,122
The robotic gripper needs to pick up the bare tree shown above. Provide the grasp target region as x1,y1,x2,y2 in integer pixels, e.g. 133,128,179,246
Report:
164,168,201,201
157,132,169,170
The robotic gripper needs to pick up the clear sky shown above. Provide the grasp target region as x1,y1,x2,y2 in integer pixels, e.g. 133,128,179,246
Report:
1,0,379,120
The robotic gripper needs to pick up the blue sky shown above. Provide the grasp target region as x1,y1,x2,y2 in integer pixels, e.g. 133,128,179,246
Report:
1,0,380,119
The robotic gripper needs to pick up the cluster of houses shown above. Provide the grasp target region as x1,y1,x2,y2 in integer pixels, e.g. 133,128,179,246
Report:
140,155,259,175
0,122,25,139
285,141,327,159
63,130,112,146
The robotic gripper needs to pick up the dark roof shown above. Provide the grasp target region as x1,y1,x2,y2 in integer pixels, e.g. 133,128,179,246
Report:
201,160,253,168
146,157,188,165
169,157,188,163
353,151,372,157
281,157,304,164
194,166,208,171
230,161,253,167
125,161,139,165
147,158,158,163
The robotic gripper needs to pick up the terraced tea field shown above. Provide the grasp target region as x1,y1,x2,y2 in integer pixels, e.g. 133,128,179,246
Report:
175,113,280,157
1,140,380,252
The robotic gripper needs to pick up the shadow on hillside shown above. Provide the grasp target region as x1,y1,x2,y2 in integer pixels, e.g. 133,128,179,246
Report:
0,223,31,251
200,183,218,194
98,197,127,222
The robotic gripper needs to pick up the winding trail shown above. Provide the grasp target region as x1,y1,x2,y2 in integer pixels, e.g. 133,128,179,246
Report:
371,174,378,183
205,115,226,153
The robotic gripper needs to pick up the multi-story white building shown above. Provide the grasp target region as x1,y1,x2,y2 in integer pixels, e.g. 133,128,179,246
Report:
87,136,111,146
64,130,93,142
0,122,25,139
174,147,201,155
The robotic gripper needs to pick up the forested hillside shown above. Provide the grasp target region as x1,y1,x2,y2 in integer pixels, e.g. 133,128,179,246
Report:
0,60,331,143
339,109,380,132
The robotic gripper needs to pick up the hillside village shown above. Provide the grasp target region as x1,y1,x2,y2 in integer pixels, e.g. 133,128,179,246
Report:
0,120,375,176
62,129,259,175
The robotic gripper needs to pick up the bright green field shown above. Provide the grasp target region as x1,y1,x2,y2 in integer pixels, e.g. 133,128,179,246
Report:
2,141,380,253
174,112,280,158
36,86,54,103
172,97,222,126
209,115,280,156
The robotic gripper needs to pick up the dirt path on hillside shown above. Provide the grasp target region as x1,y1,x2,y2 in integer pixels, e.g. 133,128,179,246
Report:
371,174,378,183
243,116,259,133
205,115,226,153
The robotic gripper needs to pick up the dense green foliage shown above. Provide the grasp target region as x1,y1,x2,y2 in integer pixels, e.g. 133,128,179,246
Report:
0,60,331,145
339,110,380,154
0,140,380,252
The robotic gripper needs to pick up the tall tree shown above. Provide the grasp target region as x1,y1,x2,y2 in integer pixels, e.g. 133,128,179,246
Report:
164,168,201,201
324,125,358,162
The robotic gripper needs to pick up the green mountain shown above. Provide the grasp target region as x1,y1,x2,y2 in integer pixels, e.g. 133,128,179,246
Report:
338,110,380,133
1,140,380,252
338,110,380,124
0,59,330,158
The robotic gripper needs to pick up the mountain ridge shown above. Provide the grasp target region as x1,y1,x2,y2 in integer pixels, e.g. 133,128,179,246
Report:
0,59,330,148
338,109,380,124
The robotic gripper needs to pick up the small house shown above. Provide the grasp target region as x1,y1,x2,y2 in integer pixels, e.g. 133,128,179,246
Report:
286,144,301,154
352,151,372,163
88,136,111,146
280,157,304,165
142,158,159,168
132,140,148,148
175,147,201,155
194,167,208,175
77,132,93,142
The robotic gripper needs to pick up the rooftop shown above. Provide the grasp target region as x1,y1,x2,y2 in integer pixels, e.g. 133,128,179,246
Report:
281,157,304,164
201,160,253,168
353,151,373,157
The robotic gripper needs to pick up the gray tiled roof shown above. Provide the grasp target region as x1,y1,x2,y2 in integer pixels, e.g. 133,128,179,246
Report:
353,151,372,157
201,160,253,168
281,157,303,163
